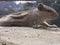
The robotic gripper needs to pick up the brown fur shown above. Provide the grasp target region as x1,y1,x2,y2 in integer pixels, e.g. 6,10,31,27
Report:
0,4,59,28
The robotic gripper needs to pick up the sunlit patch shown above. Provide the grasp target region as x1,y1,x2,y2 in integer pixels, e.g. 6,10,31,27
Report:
14,1,36,5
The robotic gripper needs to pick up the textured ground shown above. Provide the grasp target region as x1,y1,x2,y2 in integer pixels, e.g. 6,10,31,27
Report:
0,27,60,45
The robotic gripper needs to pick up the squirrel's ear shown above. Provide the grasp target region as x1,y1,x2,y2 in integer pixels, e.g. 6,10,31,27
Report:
38,3,43,11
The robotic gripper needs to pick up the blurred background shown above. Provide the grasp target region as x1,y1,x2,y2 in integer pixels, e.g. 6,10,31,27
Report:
0,1,60,27
0,1,37,16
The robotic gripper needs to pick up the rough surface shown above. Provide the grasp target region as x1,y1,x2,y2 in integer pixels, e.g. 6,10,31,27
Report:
0,27,60,45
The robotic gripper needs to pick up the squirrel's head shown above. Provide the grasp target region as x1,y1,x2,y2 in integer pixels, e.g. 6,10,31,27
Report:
37,3,59,20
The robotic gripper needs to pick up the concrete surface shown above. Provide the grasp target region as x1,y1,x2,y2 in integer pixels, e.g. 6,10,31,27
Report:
0,27,60,45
